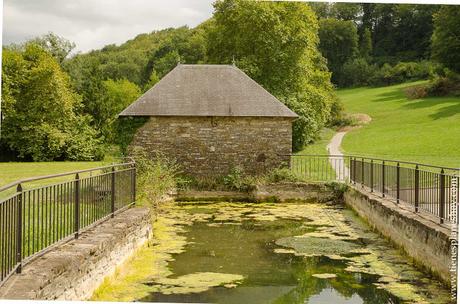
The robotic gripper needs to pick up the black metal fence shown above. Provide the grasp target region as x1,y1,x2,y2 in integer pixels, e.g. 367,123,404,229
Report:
290,154,349,182
0,162,136,285
290,154,459,224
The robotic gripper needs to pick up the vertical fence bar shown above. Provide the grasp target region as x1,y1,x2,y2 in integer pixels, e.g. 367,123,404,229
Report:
111,167,116,217
396,162,400,204
16,184,23,273
352,157,356,185
133,164,137,203
382,161,385,198
370,159,374,193
74,173,80,239
415,165,419,212
439,169,445,224
361,158,365,188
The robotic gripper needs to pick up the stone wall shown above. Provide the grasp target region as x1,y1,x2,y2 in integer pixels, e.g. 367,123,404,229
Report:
344,186,452,285
130,116,293,177
0,207,152,300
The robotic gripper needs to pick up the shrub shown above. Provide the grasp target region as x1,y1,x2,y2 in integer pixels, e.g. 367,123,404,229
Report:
326,182,348,202
426,74,460,97
222,167,255,192
113,117,149,155
265,167,302,183
369,61,442,87
403,85,428,99
130,147,180,206
339,58,376,87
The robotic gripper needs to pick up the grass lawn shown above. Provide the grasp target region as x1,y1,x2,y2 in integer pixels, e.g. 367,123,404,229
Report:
0,161,108,188
297,128,336,155
338,81,460,168
0,161,113,201
291,128,337,181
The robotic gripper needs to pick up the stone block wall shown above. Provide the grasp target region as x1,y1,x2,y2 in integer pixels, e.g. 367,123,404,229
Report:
130,116,293,177
344,187,451,285
0,207,152,300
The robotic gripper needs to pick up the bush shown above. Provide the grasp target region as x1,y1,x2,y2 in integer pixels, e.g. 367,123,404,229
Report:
369,61,442,86
339,58,376,87
113,117,149,155
403,85,428,99
222,167,256,192
130,147,180,206
426,74,460,97
265,168,302,183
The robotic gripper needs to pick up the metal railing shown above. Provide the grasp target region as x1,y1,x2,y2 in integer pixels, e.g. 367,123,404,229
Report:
0,162,136,285
290,154,459,224
290,154,349,182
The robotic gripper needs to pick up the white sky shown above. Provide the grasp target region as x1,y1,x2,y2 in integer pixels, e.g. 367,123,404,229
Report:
2,0,215,53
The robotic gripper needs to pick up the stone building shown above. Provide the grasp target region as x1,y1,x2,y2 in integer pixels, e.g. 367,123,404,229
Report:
119,64,298,177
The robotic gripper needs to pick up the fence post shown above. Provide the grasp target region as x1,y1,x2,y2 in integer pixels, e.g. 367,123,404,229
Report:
133,163,137,203
370,159,374,192
361,158,365,188
415,165,419,212
111,167,116,217
352,157,356,185
396,162,400,204
382,161,385,198
74,173,80,239
439,169,445,224
16,183,23,273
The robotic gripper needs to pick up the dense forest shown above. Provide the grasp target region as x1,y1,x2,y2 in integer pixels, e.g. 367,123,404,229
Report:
1,1,459,162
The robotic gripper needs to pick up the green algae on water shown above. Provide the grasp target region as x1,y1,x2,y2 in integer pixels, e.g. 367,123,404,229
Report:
92,201,452,304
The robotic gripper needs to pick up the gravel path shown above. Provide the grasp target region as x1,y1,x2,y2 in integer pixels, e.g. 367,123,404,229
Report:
327,131,349,180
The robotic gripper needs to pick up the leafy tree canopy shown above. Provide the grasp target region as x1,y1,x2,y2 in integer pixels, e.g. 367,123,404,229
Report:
431,6,460,73
206,0,337,150
318,18,359,84
1,44,102,161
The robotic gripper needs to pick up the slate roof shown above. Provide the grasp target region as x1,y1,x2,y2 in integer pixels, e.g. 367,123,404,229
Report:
119,64,298,118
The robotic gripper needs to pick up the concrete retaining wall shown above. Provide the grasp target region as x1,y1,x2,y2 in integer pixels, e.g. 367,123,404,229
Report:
0,207,152,300
344,186,451,285
175,182,339,203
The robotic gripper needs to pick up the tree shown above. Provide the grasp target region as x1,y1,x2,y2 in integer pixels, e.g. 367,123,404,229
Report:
431,6,460,73
1,44,101,161
30,32,76,64
318,18,359,84
206,0,337,150
102,79,141,141
331,3,361,21
359,28,372,60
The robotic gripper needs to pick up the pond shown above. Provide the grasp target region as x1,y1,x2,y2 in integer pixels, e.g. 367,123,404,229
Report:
92,201,452,304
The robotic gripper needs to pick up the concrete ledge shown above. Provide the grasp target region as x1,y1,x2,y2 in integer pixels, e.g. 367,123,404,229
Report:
0,207,152,300
175,190,253,202
176,182,338,203
254,182,337,203
344,186,451,285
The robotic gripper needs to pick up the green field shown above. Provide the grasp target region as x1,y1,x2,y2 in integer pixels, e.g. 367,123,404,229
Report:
0,161,108,194
338,81,460,168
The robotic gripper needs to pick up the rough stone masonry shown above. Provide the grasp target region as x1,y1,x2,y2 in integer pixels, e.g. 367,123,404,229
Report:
131,116,293,177
119,64,298,177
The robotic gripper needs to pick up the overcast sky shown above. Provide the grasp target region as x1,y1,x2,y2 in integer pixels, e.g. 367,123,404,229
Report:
3,0,215,53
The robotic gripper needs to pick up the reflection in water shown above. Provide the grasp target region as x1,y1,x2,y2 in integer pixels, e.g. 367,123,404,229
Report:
308,288,363,304
92,202,451,304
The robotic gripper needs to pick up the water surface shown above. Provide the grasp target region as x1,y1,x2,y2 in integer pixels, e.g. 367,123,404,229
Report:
92,202,452,304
